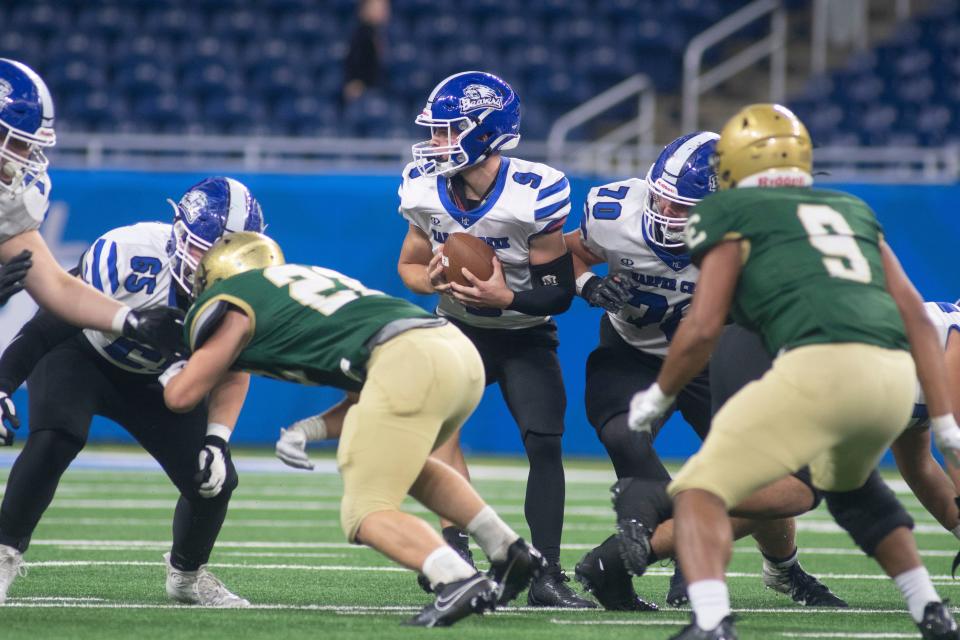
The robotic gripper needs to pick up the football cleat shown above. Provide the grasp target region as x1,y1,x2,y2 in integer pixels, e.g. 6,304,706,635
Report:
669,616,739,639
404,572,498,627
917,601,960,640
0,544,25,604
418,528,477,594
667,564,690,607
617,518,655,577
574,536,658,612
527,562,597,608
163,552,250,608
761,561,848,607
487,537,546,605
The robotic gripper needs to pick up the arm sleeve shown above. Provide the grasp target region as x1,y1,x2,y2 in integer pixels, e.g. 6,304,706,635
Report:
0,307,82,393
506,251,576,316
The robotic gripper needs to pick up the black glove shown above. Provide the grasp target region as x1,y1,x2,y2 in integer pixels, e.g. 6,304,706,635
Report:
0,250,32,306
581,274,633,313
122,306,186,358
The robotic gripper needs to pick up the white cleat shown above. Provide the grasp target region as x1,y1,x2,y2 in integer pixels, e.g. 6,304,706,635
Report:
0,544,25,604
163,552,250,608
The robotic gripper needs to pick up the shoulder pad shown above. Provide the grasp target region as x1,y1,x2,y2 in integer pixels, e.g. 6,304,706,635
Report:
190,300,229,351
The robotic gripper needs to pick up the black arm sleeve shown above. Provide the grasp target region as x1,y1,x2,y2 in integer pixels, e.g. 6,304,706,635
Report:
0,307,82,393
505,251,576,316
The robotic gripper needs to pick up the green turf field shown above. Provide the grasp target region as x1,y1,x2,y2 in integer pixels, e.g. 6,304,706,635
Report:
0,449,957,639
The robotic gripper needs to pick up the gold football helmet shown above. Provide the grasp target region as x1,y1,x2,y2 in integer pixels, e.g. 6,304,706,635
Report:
194,231,285,297
714,103,812,190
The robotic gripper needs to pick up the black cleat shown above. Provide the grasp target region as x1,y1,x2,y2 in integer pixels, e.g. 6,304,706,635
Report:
487,538,547,605
667,564,689,607
417,527,477,594
762,561,848,607
528,562,598,608
917,601,960,640
574,536,659,612
404,573,497,627
617,518,655,577
669,615,738,639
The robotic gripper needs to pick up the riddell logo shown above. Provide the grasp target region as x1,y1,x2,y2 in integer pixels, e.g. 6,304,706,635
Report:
756,175,808,187
459,85,503,113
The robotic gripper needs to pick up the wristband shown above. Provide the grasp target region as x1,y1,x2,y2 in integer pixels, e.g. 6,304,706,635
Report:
206,422,233,443
290,414,328,441
931,414,960,438
648,382,676,410
158,360,188,388
111,307,131,334
575,271,598,296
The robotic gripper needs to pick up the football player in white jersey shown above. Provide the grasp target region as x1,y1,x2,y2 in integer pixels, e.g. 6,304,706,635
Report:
0,177,263,606
0,59,182,354
566,133,845,611
394,71,592,607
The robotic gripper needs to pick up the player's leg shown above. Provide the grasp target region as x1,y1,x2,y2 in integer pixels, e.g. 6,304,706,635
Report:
891,425,960,534
0,341,100,602
498,324,595,608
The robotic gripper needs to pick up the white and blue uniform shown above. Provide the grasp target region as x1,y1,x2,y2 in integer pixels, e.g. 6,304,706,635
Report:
80,222,178,374
909,301,960,428
399,156,570,329
0,178,51,245
581,178,699,358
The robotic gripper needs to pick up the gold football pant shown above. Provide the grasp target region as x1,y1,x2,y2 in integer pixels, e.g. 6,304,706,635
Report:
669,343,915,506
337,323,484,542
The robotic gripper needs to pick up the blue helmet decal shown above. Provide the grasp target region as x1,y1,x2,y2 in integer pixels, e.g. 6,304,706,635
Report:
643,131,719,249
0,59,56,197
412,71,521,177
168,176,265,295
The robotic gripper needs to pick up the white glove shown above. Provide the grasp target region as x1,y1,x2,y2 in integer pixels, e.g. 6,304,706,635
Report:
932,415,960,468
158,360,188,388
196,436,228,498
276,427,314,470
0,391,19,446
627,383,676,433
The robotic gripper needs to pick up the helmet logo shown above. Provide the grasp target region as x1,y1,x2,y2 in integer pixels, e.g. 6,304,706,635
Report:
0,79,12,105
459,84,502,113
708,173,718,192
178,190,208,224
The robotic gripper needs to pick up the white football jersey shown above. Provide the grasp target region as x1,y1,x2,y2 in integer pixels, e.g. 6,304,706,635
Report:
0,178,51,244
910,301,960,426
581,178,699,357
80,222,179,374
399,156,570,329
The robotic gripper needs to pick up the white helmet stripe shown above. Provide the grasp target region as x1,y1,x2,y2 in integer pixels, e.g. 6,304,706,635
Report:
427,71,479,102
662,131,719,184
224,177,250,232
3,58,55,127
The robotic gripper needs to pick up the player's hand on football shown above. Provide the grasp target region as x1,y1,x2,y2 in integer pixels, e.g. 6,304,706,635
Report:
427,250,451,294
0,250,32,306
628,383,676,433
450,256,513,309
276,427,314,470
581,273,633,313
0,390,19,446
123,306,186,357
195,436,228,498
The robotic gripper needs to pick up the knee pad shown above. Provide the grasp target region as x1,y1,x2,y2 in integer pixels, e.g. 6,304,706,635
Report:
611,477,673,530
791,466,823,511
823,470,913,556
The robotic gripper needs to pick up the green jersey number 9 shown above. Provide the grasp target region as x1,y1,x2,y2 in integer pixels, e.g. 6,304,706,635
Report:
797,204,871,284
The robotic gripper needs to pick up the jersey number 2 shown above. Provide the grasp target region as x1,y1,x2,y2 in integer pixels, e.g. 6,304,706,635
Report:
264,265,381,315
797,204,871,284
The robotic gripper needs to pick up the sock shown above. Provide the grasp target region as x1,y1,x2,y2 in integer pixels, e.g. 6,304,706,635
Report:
951,524,960,541
687,579,731,630
761,547,798,572
894,566,940,623
466,506,518,563
421,545,476,589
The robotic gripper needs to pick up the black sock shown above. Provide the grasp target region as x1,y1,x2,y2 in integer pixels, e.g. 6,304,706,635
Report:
523,432,564,565
170,493,232,571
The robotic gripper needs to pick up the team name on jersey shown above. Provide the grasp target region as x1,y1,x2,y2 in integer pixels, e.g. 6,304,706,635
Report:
430,229,511,249
627,271,696,294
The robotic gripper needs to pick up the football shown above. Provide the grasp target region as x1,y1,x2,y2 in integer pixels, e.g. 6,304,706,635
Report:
442,232,495,287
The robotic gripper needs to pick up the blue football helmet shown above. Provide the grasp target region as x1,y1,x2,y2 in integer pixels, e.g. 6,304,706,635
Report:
167,177,265,296
412,71,521,177
0,59,56,198
644,131,720,249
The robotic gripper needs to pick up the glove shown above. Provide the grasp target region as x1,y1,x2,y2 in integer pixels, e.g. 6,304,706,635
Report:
931,415,960,468
0,250,32,306
628,383,676,433
581,274,633,313
0,390,19,446
122,306,186,358
194,435,228,498
276,427,314,470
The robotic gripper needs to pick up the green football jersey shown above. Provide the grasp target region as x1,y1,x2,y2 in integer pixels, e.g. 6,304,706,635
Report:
685,187,908,354
184,264,435,390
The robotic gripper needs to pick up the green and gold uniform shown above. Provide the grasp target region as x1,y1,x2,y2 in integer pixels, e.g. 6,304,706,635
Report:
669,187,916,504
185,263,485,541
